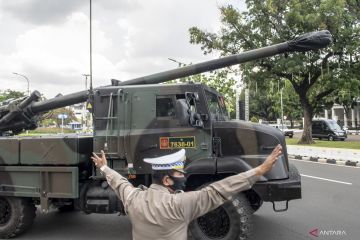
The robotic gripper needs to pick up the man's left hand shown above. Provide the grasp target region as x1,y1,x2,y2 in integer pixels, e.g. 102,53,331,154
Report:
91,150,108,169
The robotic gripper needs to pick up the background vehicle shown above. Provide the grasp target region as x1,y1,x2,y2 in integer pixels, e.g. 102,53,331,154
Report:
312,119,347,141
270,124,294,138
0,31,332,239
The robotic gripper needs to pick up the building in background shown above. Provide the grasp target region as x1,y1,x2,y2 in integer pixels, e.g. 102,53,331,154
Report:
321,100,360,129
70,103,92,131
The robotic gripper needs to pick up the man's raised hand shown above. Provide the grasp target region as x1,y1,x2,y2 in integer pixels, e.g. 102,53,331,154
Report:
255,144,283,176
91,150,108,169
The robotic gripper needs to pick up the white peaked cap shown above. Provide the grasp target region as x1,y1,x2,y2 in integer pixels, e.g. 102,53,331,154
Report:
143,149,186,171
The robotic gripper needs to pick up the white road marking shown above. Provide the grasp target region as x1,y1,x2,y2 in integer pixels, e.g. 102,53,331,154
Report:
300,174,353,185
289,158,359,169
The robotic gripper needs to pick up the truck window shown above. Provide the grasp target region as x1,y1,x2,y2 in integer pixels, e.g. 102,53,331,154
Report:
156,96,175,117
205,91,229,121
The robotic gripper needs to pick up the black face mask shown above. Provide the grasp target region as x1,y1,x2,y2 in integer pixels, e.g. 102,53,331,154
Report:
168,175,187,191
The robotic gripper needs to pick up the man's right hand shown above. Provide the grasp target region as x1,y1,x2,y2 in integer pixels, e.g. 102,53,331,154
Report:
255,144,283,176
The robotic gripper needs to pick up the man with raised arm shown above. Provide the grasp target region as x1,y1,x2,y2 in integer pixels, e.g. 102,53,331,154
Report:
91,144,283,240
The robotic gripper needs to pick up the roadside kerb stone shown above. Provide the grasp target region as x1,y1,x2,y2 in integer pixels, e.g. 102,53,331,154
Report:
287,145,360,163
326,159,337,164
345,161,357,167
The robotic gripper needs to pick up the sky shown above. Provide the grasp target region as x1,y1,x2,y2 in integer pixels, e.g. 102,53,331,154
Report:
0,0,246,98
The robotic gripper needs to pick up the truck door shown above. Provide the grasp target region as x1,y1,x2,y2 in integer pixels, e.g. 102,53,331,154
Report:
128,90,211,174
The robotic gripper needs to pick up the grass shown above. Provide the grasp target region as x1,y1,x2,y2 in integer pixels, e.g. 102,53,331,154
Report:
19,127,76,136
286,138,360,150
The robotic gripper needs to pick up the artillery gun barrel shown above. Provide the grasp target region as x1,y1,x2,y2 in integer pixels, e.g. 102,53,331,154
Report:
0,91,41,126
29,30,332,114
0,30,332,135
113,30,332,86
29,90,89,114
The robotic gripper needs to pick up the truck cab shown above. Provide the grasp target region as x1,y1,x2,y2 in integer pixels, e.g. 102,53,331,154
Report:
93,82,301,204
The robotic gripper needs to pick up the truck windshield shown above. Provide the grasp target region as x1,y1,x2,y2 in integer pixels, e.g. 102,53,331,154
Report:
205,91,229,121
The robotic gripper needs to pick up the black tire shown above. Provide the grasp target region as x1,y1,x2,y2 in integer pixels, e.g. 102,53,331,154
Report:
189,193,253,240
247,192,263,214
289,135,293,138
328,135,334,141
0,197,36,239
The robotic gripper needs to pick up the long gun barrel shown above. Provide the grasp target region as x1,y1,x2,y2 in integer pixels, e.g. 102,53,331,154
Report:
112,30,332,86
0,30,332,135
29,90,89,115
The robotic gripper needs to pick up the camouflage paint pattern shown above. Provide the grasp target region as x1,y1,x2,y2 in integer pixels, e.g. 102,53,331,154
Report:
93,83,213,175
20,135,92,165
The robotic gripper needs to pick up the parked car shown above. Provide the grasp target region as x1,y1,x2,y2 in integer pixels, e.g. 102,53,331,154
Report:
271,124,294,138
312,119,347,141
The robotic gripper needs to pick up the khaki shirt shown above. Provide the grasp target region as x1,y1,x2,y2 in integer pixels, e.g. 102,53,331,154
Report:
101,166,259,240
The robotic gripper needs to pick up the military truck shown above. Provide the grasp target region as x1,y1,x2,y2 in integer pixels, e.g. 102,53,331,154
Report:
0,31,332,239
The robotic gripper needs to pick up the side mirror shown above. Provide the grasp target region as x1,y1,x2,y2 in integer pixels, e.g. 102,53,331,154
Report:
175,99,204,128
189,112,204,128
175,99,190,126
185,92,200,102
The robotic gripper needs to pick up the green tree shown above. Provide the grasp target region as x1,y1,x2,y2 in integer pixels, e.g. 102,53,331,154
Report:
0,89,25,102
168,63,237,117
246,79,303,127
43,107,77,127
189,0,360,144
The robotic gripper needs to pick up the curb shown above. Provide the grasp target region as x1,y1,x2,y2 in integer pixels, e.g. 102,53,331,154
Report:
288,154,360,167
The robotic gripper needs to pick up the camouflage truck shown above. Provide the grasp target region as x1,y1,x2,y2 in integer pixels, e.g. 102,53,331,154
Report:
0,31,332,239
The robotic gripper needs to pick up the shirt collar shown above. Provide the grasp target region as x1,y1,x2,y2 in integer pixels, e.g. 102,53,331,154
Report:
149,184,171,193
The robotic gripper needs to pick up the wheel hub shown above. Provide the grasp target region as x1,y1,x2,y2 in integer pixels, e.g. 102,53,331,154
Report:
197,206,230,239
0,198,11,226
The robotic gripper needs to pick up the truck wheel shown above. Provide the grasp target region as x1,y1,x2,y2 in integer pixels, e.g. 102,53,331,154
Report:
247,192,263,214
0,197,36,239
189,193,252,240
328,135,334,141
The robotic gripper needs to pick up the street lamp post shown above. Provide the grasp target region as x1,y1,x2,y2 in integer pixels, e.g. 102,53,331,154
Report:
168,58,185,67
168,58,188,82
82,74,90,131
82,74,90,90
13,72,30,96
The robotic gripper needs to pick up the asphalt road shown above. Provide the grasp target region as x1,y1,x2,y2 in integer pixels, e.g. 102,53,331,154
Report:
250,159,360,240
16,160,359,240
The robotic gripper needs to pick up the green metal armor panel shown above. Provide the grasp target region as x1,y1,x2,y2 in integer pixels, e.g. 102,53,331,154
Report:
20,135,92,165
0,138,20,165
0,166,78,198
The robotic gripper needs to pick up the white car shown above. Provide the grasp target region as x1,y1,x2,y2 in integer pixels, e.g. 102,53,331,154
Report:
270,124,294,138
